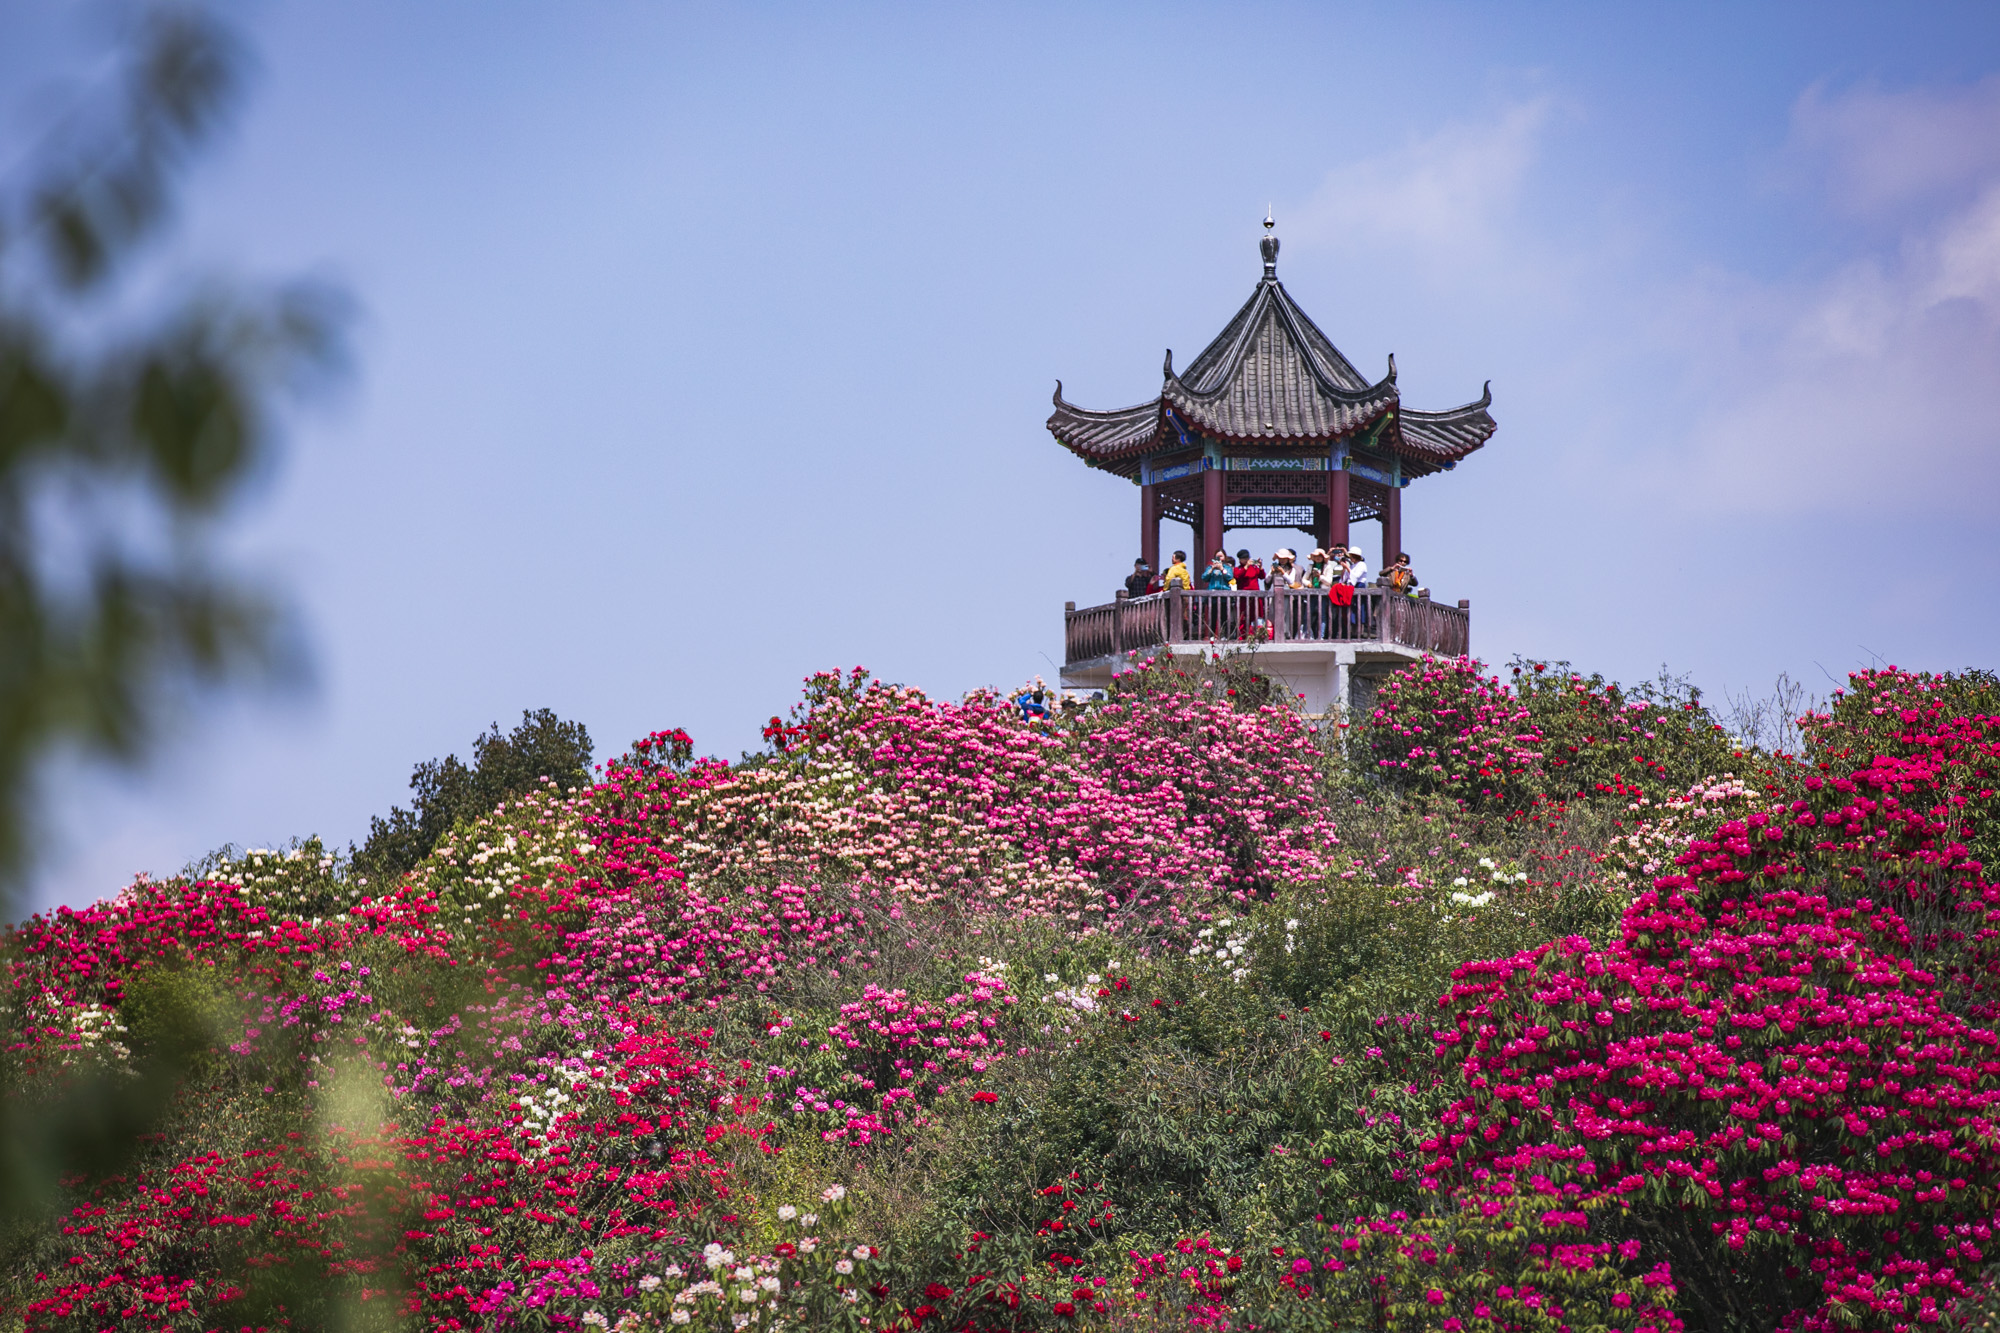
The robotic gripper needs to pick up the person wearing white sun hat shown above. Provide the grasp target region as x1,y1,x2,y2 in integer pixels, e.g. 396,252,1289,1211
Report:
1303,548,1332,590
1297,548,1334,636
1340,546,1369,634
1270,548,1300,589
1263,548,1299,638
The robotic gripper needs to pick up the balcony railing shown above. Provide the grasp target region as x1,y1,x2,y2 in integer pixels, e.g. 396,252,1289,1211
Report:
1063,587,1469,666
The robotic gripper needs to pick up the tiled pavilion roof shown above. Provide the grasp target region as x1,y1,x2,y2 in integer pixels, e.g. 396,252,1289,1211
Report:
1048,228,1495,480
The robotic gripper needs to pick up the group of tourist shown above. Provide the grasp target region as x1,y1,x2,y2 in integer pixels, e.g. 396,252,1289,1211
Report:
1012,675,1086,724
1125,547,1425,598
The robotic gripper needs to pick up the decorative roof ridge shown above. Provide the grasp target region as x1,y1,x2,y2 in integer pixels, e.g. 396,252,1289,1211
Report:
1267,279,1373,391
1397,381,1494,420
1166,335,1396,407
1050,379,1163,423
1172,278,1385,405
1172,283,1266,388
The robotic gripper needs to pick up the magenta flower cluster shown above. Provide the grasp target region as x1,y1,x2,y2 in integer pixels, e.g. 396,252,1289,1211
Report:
1410,670,2000,1332
662,666,1340,931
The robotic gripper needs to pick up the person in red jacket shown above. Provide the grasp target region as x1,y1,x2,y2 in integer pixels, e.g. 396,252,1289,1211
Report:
1232,549,1263,591
1232,549,1266,639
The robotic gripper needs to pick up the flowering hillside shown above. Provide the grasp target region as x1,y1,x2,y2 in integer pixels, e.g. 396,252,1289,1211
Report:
3,657,1998,1333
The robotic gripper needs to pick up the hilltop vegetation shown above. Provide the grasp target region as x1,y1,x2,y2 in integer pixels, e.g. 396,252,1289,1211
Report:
351,708,596,883
3,654,1999,1333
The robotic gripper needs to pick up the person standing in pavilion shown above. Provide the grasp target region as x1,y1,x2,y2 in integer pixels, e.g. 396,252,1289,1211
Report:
1201,551,1235,638
1303,549,1333,590
1232,549,1262,592
1340,546,1368,635
1231,549,1265,640
1267,548,1294,588
1268,548,1301,639
1301,549,1334,638
1384,552,1415,594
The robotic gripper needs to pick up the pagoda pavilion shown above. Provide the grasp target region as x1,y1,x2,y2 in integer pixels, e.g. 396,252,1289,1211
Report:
1049,217,1498,715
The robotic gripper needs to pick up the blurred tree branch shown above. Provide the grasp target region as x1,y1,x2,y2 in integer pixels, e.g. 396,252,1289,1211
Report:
0,4,346,898
0,12,358,1320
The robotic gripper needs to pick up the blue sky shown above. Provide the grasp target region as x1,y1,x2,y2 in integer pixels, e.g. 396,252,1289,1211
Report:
10,2,2000,912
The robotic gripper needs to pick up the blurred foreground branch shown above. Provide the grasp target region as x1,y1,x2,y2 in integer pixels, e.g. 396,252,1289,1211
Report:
0,5,345,899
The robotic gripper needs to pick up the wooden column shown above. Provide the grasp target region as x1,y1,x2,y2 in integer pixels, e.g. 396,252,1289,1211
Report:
1201,465,1225,565
1382,484,1402,569
1140,483,1160,576
1328,469,1350,550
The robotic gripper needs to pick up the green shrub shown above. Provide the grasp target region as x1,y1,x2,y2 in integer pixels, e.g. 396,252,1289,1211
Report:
118,963,234,1073
353,707,592,881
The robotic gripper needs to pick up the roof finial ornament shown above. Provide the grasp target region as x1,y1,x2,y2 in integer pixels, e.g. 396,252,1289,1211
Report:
1259,206,1279,280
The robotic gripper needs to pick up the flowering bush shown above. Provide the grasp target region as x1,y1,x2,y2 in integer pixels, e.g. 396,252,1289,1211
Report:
1365,656,1741,816
1599,774,1764,888
6,660,2000,1332
1351,676,2000,1333
664,665,1339,930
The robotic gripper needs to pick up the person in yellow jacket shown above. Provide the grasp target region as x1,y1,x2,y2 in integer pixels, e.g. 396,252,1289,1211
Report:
1162,550,1195,590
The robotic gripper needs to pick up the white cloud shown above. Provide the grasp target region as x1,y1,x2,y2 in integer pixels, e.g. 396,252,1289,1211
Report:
1926,182,2000,309
1672,173,2000,513
1289,84,2000,519
1790,75,2000,219
1291,97,1559,271
1657,78,2000,514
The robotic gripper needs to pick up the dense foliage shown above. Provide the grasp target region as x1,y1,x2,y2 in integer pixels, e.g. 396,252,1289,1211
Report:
353,708,594,881
4,655,1999,1332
